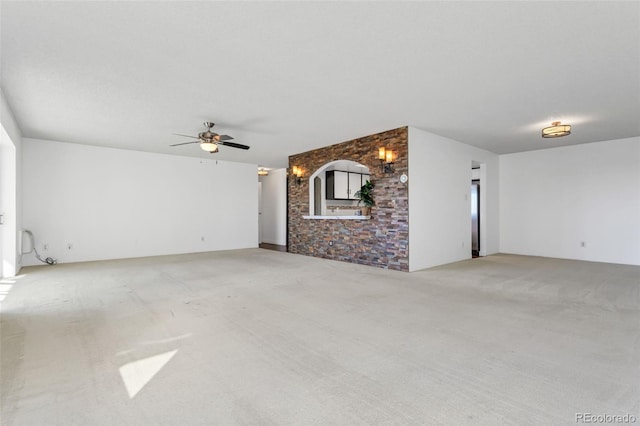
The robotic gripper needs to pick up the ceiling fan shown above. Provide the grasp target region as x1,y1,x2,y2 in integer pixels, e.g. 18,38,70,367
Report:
171,122,250,153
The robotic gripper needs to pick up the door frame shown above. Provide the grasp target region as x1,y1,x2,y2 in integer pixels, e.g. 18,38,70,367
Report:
471,179,480,257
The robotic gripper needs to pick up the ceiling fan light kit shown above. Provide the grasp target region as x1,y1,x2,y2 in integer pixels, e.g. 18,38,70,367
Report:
200,142,218,152
542,121,571,138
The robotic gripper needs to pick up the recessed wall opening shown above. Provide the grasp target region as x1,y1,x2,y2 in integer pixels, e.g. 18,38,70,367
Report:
308,160,370,217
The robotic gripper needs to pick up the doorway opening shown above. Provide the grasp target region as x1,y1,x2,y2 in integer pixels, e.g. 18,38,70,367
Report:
471,179,480,258
471,162,482,258
258,168,287,252
258,181,263,244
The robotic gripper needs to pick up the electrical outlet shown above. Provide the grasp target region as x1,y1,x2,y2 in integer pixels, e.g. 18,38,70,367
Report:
201,236,205,242
580,241,586,247
67,243,73,250
43,244,49,251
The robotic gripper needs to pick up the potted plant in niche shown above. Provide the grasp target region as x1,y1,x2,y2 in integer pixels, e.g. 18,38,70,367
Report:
355,180,375,216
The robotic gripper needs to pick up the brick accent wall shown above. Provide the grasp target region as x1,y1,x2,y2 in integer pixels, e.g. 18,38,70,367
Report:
288,127,409,271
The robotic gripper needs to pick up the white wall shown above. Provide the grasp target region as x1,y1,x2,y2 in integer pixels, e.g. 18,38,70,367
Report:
408,127,499,271
22,139,258,265
259,168,287,246
500,137,640,265
0,89,23,277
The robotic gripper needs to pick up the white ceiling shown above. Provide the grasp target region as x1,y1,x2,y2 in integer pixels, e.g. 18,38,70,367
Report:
2,1,639,168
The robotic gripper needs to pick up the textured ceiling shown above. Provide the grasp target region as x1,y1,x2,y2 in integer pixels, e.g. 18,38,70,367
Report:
2,1,639,168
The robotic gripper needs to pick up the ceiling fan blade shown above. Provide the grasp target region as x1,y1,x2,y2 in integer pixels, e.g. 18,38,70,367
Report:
219,141,250,150
170,141,200,147
218,134,234,141
172,133,200,139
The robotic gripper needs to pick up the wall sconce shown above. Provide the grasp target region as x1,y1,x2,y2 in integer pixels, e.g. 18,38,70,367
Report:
258,167,269,176
291,165,303,184
378,147,395,174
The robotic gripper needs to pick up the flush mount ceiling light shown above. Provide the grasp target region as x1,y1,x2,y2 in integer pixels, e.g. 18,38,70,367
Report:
542,121,571,138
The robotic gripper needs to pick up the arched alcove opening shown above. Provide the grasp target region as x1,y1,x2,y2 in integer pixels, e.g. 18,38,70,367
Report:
308,160,370,216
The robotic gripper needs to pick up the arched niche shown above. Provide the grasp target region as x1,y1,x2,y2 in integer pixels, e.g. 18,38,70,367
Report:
308,160,371,216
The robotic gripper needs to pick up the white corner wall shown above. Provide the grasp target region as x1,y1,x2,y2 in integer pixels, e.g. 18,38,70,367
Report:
0,89,23,277
22,139,258,265
259,168,287,246
500,137,640,265
408,127,499,271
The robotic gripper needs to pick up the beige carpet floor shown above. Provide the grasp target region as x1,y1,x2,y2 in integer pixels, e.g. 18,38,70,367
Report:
1,250,639,425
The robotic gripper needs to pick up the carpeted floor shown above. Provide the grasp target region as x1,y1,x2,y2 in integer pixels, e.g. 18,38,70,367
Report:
1,250,638,425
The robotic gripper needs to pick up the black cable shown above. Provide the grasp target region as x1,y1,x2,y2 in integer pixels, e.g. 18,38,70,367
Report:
23,230,57,265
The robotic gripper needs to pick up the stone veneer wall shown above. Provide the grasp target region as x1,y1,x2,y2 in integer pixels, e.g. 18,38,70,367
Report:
288,127,409,271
